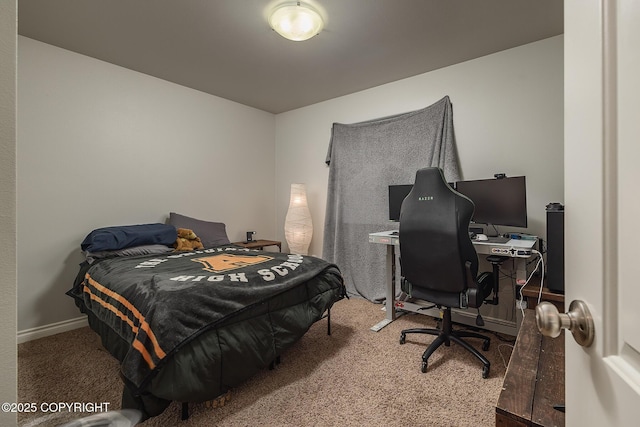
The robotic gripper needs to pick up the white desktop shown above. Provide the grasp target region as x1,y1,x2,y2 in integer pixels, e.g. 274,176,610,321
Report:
368,230,537,335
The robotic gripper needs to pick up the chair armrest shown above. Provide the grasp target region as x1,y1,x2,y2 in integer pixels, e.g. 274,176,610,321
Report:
464,261,481,307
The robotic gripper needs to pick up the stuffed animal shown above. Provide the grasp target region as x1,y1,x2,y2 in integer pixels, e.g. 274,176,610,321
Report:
174,227,204,251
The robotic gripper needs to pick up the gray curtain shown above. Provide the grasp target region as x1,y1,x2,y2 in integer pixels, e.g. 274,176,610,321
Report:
323,96,461,301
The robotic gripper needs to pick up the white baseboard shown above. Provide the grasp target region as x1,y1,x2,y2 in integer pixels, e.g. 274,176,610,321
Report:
17,316,88,344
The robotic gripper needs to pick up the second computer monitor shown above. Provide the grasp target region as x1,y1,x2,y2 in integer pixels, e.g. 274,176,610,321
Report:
388,184,413,222
455,176,527,228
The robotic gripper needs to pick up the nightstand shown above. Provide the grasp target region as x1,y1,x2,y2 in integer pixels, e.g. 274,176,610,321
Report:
520,275,565,312
232,239,282,252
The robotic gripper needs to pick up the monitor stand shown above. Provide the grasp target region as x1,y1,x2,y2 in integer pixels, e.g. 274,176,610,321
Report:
485,223,501,238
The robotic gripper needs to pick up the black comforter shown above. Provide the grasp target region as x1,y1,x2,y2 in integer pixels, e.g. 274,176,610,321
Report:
67,245,345,418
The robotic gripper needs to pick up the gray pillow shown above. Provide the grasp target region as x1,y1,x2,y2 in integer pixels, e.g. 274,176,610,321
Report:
168,212,231,248
84,244,173,264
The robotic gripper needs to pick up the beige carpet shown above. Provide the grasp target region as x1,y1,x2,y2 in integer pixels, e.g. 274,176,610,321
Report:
18,298,514,427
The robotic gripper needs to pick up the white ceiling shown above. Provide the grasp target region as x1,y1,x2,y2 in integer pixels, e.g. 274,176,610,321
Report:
18,0,563,114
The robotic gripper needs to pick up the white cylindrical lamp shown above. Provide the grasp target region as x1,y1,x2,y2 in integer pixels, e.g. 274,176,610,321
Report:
284,183,313,255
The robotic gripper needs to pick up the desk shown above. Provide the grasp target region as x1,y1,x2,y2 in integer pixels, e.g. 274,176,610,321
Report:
496,310,565,427
369,230,537,335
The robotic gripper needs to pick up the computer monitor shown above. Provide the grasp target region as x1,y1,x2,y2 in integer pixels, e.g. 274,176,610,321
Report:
388,184,413,221
455,176,527,228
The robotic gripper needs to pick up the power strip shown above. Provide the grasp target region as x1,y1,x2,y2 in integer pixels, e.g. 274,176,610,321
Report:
490,247,532,258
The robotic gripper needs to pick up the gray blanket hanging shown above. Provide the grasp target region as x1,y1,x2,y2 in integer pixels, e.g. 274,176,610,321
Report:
323,96,461,302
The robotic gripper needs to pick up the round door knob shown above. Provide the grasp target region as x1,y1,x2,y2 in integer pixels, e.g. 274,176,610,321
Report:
535,300,594,347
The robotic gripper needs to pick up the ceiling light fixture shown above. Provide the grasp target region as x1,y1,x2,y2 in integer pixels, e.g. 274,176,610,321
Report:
269,2,324,42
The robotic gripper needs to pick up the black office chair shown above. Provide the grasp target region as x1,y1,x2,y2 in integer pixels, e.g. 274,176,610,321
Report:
398,167,495,378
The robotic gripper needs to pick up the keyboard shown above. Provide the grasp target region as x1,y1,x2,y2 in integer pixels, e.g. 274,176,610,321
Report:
487,236,510,244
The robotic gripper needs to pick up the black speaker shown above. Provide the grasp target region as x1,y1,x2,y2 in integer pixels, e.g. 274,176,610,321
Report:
546,203,564,293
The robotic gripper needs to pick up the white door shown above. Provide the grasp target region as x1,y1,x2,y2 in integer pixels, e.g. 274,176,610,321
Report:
565,0,640,425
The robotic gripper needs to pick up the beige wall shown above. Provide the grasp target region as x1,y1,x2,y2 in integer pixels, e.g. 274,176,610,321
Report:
17,37,276,332
0,1,17,425
274,36,564,257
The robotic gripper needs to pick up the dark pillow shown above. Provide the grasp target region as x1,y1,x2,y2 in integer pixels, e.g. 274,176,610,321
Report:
81,223,177,253
168,212,230,248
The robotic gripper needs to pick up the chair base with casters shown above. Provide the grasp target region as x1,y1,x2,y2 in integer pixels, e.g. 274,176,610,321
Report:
399,306,492,378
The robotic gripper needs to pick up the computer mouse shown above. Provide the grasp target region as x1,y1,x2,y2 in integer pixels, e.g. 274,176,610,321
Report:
476,233,488,241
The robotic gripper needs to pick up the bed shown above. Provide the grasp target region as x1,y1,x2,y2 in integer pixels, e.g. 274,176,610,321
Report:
66,216,345,421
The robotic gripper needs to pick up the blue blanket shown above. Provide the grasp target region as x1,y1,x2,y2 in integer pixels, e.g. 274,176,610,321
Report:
81,223,177,253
